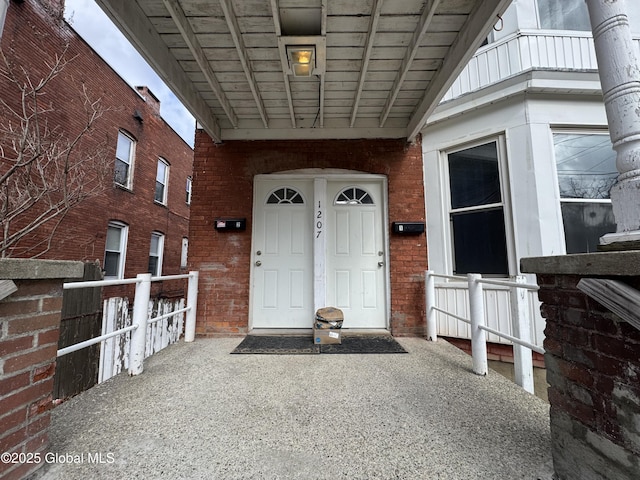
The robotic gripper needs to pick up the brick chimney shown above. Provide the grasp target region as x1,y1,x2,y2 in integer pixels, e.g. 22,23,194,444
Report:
136,86,161,116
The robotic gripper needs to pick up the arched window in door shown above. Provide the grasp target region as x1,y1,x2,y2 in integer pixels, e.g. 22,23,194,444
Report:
334,187,374,205
266,187,305,204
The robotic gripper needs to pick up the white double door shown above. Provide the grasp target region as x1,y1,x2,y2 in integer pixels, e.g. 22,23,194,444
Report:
251,175,387,329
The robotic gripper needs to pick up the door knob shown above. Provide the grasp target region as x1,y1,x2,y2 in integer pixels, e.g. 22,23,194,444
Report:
378,261,384,267
255,261,262,267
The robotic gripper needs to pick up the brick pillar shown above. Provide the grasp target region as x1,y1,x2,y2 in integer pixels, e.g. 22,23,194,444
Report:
522,251,640,480
0,259,83,480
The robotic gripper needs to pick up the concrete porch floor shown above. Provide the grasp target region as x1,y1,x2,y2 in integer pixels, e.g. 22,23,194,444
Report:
36,337,552,480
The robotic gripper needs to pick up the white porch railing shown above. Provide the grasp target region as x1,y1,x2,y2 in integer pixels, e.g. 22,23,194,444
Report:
60,271,199,376
425,270,544,394
442,30,640,102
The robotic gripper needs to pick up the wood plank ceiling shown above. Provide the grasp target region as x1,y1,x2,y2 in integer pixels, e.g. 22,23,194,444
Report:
96,0,511,143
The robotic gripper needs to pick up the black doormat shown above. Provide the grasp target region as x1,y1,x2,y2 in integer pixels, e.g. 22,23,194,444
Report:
231,335,320,354
230,335,407,355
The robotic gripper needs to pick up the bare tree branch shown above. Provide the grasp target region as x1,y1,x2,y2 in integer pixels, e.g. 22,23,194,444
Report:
0,44,111,258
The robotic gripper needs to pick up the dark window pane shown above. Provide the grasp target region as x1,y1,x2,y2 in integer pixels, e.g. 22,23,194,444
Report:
104,251,120,277
148,256,159,275
449,143,501,209
114,159,129,185
451,208,509,275
561,203,616,254
267,187,304,204
155,181,164,203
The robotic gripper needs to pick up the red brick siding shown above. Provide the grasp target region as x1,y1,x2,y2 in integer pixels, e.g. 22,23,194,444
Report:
0,279,63,480
0,1,192,291
190,132,428,336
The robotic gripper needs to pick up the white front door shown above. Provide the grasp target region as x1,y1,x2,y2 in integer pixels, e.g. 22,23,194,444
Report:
326,180,387,328
251,179,314,328
251,175,387,329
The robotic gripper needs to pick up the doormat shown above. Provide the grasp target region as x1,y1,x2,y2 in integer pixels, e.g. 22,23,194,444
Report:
230,335,407,355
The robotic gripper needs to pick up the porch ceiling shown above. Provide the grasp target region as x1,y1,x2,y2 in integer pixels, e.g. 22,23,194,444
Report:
95,0,511,143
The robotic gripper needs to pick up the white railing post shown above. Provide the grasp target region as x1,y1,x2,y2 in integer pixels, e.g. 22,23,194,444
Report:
425,270,437,341
468,273,488,376
510,275,535,394
129,273,151,376
184,271,199,342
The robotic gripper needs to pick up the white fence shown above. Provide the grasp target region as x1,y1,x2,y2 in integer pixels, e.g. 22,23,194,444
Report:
99,297,185,383
425,271,544,394
60,272,199,379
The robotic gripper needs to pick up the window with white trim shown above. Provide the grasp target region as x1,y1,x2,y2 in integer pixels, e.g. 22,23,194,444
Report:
148,232,165,276
155,158,169,204
104,221,128,279
115,131,135,188
186,176,192,205
553,131,617,253
447,141,509,276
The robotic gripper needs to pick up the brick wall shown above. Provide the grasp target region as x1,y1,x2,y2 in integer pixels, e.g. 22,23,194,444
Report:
0,259,83,480
190,132,428,336
523,252,640,480
0,1,192,287
444,337,546,368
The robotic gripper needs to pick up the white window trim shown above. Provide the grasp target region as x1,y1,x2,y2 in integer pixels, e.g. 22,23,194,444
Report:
155,158,169,205
105,221,128,279
149,232,165,276
441,135,516,277
551,128,616,254
115,131,136,189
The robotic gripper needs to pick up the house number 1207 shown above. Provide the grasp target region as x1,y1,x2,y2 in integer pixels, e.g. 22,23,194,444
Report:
316,201,323,238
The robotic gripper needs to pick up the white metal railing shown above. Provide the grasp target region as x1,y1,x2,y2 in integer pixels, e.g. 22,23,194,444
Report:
60,271,199,376
425,270,543,394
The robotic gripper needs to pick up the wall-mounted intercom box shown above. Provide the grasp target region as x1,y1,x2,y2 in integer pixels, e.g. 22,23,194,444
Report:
214,218,246,231
392,222,425,235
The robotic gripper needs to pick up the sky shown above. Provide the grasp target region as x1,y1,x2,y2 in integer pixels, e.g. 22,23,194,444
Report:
64,0,196,147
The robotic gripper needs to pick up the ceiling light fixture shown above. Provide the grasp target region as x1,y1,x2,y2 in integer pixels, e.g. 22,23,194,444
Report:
287,46,315,77
278,36,326,78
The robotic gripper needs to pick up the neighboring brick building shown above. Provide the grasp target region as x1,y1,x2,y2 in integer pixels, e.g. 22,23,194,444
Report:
0,0,193,286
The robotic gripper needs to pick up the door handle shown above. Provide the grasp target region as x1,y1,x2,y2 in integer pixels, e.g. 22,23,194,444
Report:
255,261,262,267
378,261,384,268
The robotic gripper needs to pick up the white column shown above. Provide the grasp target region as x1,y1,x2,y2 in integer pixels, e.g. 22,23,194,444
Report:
313,178,327,312
586,0,640,246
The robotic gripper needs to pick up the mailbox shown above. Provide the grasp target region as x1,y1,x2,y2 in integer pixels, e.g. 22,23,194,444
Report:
392,222,425,235
214,218,246,231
